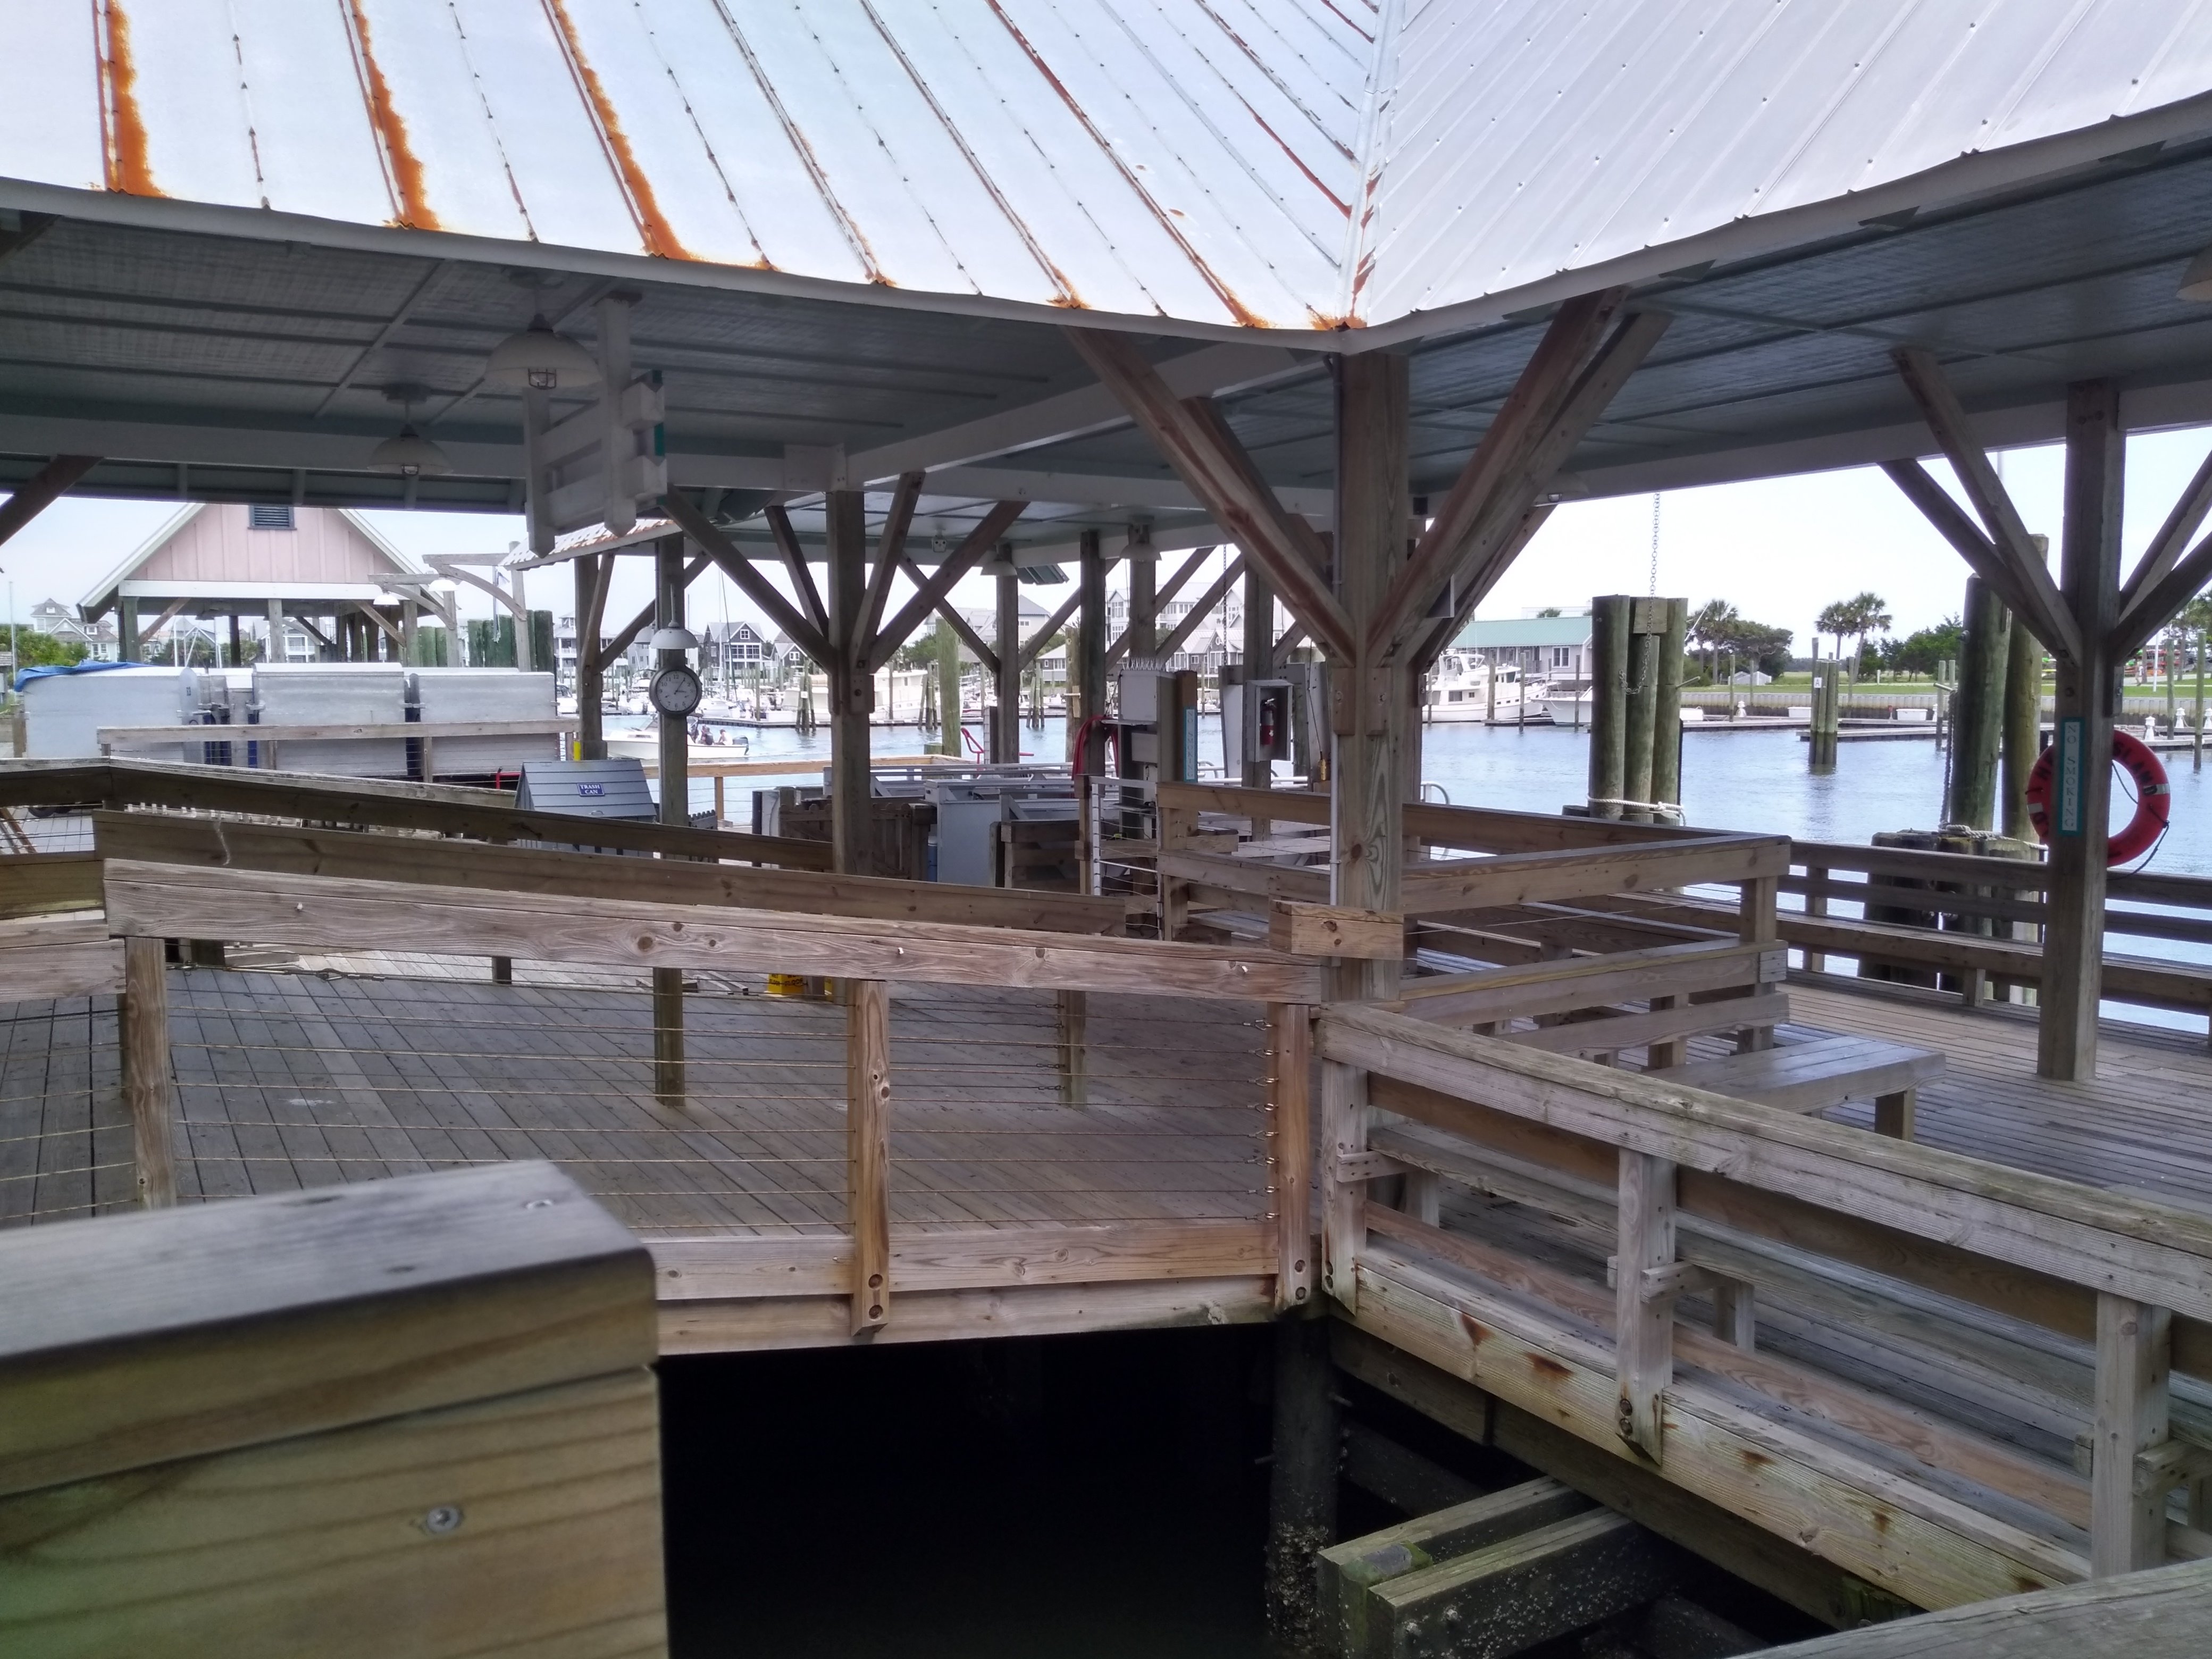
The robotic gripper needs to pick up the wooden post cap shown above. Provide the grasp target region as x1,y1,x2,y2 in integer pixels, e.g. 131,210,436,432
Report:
1271,901,1405,960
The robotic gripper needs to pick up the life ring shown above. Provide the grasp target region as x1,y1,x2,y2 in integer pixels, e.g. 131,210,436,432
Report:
2024,729,2171,865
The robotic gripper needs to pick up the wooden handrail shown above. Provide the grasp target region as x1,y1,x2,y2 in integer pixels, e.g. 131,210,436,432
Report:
97,719,576,747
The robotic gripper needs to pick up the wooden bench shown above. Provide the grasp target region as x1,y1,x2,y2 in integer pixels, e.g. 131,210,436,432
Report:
1647,1034,1943,1139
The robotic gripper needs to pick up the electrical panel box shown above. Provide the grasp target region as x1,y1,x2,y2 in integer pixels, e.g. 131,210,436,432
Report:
1222,678,1293,772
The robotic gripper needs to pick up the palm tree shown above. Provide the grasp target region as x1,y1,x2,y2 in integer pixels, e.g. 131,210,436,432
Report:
1687,599,1738,683
1820,592,1891,681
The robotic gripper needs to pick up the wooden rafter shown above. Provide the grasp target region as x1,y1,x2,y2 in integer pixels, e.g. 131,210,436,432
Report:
2112,529,2212,661
1891,348,2081,659
866,499,1025,672
1376,290,1627,657
0,454,99,549
1154,553,1249,661
350,601,404,647
2121,443,2212,619
1106,544,1216,667
1415,503,1555,676
763,504,828,639
1017,586,1083,671
593,555,707,674
579,552,613,662
1879,459,2074,658
1065,326,1354,659
860,471,924,643
898,555,998,675
663,494,834,665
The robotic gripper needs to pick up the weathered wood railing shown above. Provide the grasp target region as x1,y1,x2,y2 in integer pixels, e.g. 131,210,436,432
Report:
0,1161,668,1655
1316,1002,2212,1609
83,853,1330,1341
95,717,579,778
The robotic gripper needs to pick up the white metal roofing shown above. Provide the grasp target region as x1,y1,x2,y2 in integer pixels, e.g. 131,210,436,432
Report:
4,2,2212,337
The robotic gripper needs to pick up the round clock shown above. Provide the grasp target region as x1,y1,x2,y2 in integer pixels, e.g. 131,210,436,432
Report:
650,664,702,718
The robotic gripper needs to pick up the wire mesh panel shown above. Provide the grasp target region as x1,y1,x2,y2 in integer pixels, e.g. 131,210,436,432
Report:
0,996,132,1227
885,987,1273,1230
167,971,851,1238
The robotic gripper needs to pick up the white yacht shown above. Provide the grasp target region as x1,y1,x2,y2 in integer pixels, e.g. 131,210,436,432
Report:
1423,653,1530,722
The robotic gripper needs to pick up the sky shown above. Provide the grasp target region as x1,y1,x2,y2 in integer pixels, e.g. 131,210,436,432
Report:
6,427,2211,652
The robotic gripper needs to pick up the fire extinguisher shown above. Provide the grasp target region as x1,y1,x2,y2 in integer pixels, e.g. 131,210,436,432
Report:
1258,693,1277,753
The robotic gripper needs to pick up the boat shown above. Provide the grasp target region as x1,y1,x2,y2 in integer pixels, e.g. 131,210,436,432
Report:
1423,653,1531,722
1540,683,1593,727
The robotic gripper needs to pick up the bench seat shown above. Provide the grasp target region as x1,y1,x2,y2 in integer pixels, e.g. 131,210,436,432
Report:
1646,1034,1942,1139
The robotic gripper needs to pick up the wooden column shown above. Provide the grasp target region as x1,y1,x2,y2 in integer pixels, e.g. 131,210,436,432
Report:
1652,597,1687,822
2042,381,2123,1082
847,977,891,1335
653,535,688,1108
1588,595,1631,819
1624,625,1659,825
574,552,606,760
825,489,873,874
993,554,1021,764
934,620,963,758
2091,1293,2172,1575
120,936,174,1209
1244,564,1276,791
1614,1149,1677,1464
1319,1058,1365,1311
1947,575,2011,830
2002,538,2050,842
1076,528,1108,773
1127,548,1158,661
1329,353,1409,1001
118,596,140,661
1270,1003,1313,1311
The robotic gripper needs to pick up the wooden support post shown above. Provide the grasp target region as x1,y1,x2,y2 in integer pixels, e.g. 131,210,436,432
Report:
1947,575,2011,829
1737,874,1779,1052
2091,1292,2172,1575
1809,657,1840,772
2003,542,2049,841
825,489,873,875
1127,546,1158,662
1271,1003,1314,1311
574,552,607,760
1874,1088,1916,1141
994,554,1021,764
847,977,891,1335
2042,381,2124,1082
935,620,963,758
1712,1279,1756,1351
1588,594,1631,819
120,936,174,1209
1330,353,1410,1002
654,537,689,1108
1056,988,1087,1108
1615,1149,1677,1463
1265,1313,1340,1654
1652,597,1687,823
1076,529,1107,773
1321,1058,1367,1311
118,595,139,663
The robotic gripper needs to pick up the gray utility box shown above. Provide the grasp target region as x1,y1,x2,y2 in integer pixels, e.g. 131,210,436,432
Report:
931,777,1076,889
516,758,657,854
412,668,558,776
251,663,408,776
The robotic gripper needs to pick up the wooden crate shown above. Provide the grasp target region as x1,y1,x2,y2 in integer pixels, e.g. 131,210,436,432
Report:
0,1162,666,1658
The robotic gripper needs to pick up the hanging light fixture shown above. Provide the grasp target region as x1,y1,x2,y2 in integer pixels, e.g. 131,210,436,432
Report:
370,423,452,477
485,314,602,390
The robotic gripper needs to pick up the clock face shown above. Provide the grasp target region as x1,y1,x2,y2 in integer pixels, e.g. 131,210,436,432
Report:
651,665,702,717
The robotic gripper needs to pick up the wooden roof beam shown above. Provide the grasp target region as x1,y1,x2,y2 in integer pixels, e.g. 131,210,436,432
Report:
761,504,827,640
1879,458,2068,656
591,554,706,674
663,493,833,665
1106,543,1216,667
1017,585,1083,671
1065,325,1354,660
860,470,924,643
0,455,100,550
1891,347,2082,660
1154,552,1249,661
1377,290,1627,658
2112,527,2212,661
866,498,1025,672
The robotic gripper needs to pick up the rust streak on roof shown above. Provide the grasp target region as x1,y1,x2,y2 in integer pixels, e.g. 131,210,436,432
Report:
983,0,1269,330
344,0,440,231
541,0,691,261
95,0,159,198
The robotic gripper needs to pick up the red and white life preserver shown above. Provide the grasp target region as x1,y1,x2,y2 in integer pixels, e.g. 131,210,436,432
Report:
2024,729,2171,865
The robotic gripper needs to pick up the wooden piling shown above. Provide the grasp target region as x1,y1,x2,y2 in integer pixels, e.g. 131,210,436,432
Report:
1651,597,1687,822
653,535,691,1109
1265,1314,1340,1653
1946,575,2011,830
1808,658,1840,772
1587,596,1631,820
994,554,1021,764
2002,538,2050,837
1623,626,1658,825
